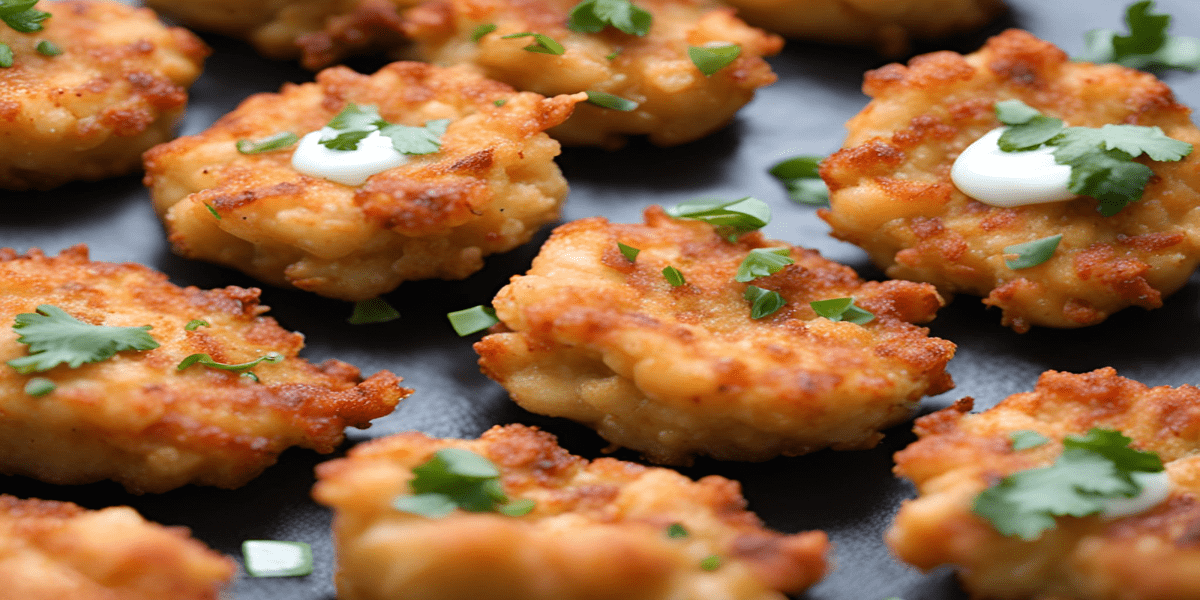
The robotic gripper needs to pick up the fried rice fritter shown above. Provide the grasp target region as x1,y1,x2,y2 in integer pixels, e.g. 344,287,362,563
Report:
474,207,956,465
889,368,1200,600
0,246,409,494
820,30,1200,332
0,0,208,190
313,424,830,600
0,495,234,600
144,61,580,301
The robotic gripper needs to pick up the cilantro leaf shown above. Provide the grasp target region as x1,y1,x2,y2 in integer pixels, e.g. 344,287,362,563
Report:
994,99,1043,125
7,305,159,374
662,265,685,286
447,305,499,336
617,242,640,262
237,132,298,155
348,298,400,324
500,32,565,55
0,0,50,33
769,155,829,206
378,119,450,155
326,103,384,131
35,40,60,56
319,129,372,152
567,0,652,36
184,319,210,331
393,448,533,518
997,115,1064,151
688,44,740,76
0,43,11,68
1081,1,1200,72
1003,234,1062,270
1096,124,1192,161
667,197,770,241
471,23,497,41
585,90,638,111
1010,430,1050,450
809,297,874,324
735,247,793,282
1064,428,1164,474
744,285,785,319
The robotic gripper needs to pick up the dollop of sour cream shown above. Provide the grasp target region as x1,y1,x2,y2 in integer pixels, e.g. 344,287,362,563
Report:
291,128,407,186
1100,470,1173,519
950,127,1075,208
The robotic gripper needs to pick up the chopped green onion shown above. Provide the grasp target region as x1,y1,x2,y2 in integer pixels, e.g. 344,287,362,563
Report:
666,523,688,538
809,297,874,324
493,99,507,107
348,298,400,324
448,305,499,336
744,285,785,319
0,43,12,68
471,23,497,41
769,156,829,206
500,32,565,55
566,0,652,36
585,91,638,111
700,555,721,571
687,44,740,76
662,266,685,286
734,247,793,282
184,319,210,331
236,132,299,155
617,242,640,262
204,203,221,219
24,377,54,397
242,540,313,577
667,197,770,241
1003,234,1062,270
35,40,60,56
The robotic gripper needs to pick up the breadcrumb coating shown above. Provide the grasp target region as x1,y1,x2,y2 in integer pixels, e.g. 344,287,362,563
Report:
313,424,829,600
0,246,409,494
475,207,955,465
0,495,234,600
890,368,1200,600
144,62,580,301
820,30,1200,332
0,0,208,190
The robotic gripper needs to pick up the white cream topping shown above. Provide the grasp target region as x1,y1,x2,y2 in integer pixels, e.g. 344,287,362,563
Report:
291,128,407,186
1100,470,1172,519
950,127,1075,208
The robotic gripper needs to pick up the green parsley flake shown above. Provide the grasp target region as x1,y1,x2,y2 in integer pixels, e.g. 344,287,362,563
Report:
1010,430,1050,451
348,298,400,325
809,297,874,325
176,351,283,380
734,247,793,282
606,49,621,60
319,104,450,155
972,427,1164,540
236,131,299,155
566,0,652,36
666,523,688,538
700,555,721,571
1003,234,1062,270
35,40,60,56
447,305,499,336
744,285,785,319
994,100,1192,216
7,305,159,374
471,23,497,41
184,319,210,331
662,265,685,286
0,0,51,34
493,99,507,107
585,90,638,111
500,32,565,55
393,448,535,518
618,242,640,262
1081,1,1200,72
24,377,54,397
769,155,829,206
666,197,770,241
687,44,740,76
242,540,313,577
0,43,11,68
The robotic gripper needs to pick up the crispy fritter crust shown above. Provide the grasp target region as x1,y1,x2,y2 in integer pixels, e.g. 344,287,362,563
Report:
889,368,1200,600
0,246,409,493
0,0,208,190
0,495,234,600
819,30,1200,332
722,0,1004,57
144,62,579,301
313,424,829,600
475,207,955,465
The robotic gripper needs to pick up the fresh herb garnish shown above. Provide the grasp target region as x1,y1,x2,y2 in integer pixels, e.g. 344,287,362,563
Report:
471,23,497,41
666,523,688,538
667,197,770,241
204,203,221,220
995,100,1192,216
236,132,298,155
0,44,11,68
184,319,210,331
662,266,685,286
972,427,1164,540
242,540,313,577
688,44,740,76
348,298,400,324
1010,430,1050,451
35,40,60,56
769,155,829,206
0,0,51,34
810,297,874,324
744,285,785,319
7,305,159,374
1081,1,1200,72
392,448,535,518
493,99,507,107
448,305,499,336
617,242,640,262
318,104,450,154
500,32,565,55
735,247,793,282
585,91,638,111
24,377,54,397
700,555,721,571
567,0,652,36
1003,234,1062,270
176,351,283,381
606,49,620,60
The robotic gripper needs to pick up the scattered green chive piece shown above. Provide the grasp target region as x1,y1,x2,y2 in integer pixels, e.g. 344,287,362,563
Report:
769,155,829,206
24,377,54,397
809,297,874,324
700,555,721,571
0,43,12,68
1003,234,1063,270
585,90,638,111
35,40,60,56
744,286,785,319
242,540,313,577
0,2,51,33
500,32,565,55
184,319,210,331
666,523,688,538
493,99,507,107
666,197,770,241
1010,430,1050,451
7,305,159,374
687,43,740,76
348,298,400,324
448,305,499,336
566,0,652,36
204,203,221,219
734,247,793,282
236,131,299,154
662,266,685,287
393,448,534,518
617,242,640,262
606,49,620,60
1080,1,1200,72
176,352,283,378
471,23,497,41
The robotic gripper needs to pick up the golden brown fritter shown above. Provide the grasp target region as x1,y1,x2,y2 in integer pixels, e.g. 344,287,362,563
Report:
0,0,208,190
889,368,1200,600
313,424,830,600
820,30,1200,332
0,245,409,494
722,0,1004,57
144,62,580,301
0,495,234,600
474,206,956,465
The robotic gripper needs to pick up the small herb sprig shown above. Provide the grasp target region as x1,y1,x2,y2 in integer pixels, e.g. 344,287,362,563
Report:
393,448,534,518
1081,1,1200,72
7,305,159,373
